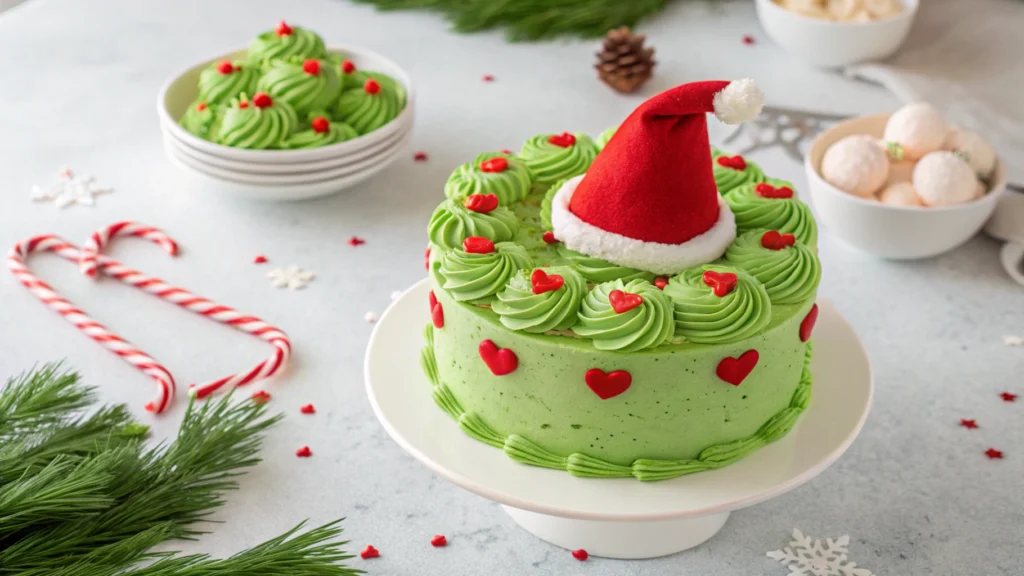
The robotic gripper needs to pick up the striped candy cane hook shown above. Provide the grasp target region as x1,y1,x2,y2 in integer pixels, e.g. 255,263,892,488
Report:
80,221,178,277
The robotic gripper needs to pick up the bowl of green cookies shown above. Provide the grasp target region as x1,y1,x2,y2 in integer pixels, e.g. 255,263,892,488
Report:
157,21,413,200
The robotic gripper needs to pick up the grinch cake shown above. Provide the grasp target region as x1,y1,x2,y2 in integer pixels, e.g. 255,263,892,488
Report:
422,80,821,482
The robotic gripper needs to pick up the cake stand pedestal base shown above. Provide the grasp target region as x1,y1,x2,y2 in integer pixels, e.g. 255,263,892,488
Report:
503,505,729,559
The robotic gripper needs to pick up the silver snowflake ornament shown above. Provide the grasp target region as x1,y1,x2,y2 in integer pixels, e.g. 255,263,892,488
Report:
32,167,112,209
767,529,873,576
267,265,315,290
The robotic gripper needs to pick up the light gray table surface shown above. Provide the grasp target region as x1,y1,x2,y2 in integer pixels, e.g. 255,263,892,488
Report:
1,0,1022,574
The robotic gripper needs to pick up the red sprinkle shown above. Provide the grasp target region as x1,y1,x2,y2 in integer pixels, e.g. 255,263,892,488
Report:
300,403,316,414
311,116,330,134
482,74,495,82
252,92,273,108
196,102,207,111
341,59,356,74
348,236,366,246
654,276,668,290
251,390,271,404
1001,392,1018,402
959,419,978,429
217,61,234,74
414,151,428,162
431,535,448,547
985,448,1004,459
542,231,558,244
253,255,268,264
547,132,576,148
238,101,249,109
360,545,380,559
572,549,589,561
295,446,312,458
276,20,293,36
364,79,381,94
501,149,513,155
302,58,320,75
742,34,755,45
424,246,431,270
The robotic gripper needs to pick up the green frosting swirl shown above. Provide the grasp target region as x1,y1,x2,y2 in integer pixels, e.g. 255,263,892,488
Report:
714,157,765,195
216,95,298,149
662,264,772,344
725,230,821,305
556,245,654,283
427,198,520,251
444,152,532,206
596,126,617,150
518,133,598,185
179,102,219,140
573,279,675,352
338,70,406,108
725,182,819,247
249,25,326,64
710,146,725,159
198,61,259,105
282,119,358,149
256,58,342,115
491,266,586,333
332,79,402,134
539,178,567,230
438,242,532,302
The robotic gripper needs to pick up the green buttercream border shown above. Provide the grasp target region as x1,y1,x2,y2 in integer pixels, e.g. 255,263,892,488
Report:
419,322,814,482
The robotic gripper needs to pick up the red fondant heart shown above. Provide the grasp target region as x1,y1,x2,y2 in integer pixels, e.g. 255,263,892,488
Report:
463,193,499,213
462,236,495,254
585,368,632,400
479,339,518,376
716,350,759,386
755,183,794,199
479,157,508,173
800,303,818,342
761,230,796,250
702,270,738,297
608,290,643,314
432,301,444,328
429,290,437,310
654,276,668,290
531,269,564,294
547,132,576,148
716,155,747,170
542,231,558,244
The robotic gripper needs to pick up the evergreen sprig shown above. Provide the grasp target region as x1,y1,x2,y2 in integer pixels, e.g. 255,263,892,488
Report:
0,364,359,575
351,0,673,41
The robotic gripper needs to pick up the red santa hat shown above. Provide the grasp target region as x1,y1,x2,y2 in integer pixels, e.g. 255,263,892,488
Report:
550,79,764,274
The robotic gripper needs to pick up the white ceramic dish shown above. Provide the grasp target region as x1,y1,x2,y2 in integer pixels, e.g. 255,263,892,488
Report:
755,0,918,68
806,113,1006,259
157,44,414,164
366,280,872,558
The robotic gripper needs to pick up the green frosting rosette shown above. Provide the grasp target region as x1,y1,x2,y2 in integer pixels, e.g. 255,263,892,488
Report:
179,101,219,140
249,22,326,64
539,178,567,230
216,93,298,150
713,155,766,195
282,117,358,149
256,58,342,115
724,181,818,247
711,146,725,159
596,126,617,150
198,60,259,105
725,230,821,305
438,242,532,303
444,153,532,206
573,279,675,352
492,266,586,333
518,132,598,185
337,65,406,107
556,245,654,283
662,264,772,344
428,198,519,251
332,76,402,134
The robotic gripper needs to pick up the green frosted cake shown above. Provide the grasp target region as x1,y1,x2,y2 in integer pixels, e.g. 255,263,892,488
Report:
422,79,820,482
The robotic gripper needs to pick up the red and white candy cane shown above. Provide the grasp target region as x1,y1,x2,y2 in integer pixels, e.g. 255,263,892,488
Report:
7,221,291,413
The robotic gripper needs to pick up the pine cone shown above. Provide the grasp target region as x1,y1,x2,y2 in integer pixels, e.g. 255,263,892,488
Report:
596,27,655,94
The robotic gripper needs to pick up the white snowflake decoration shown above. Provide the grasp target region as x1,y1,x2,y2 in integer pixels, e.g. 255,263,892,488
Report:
767,529,873,576
32,167,112,209
1003,335,1023,347
267,265,315,290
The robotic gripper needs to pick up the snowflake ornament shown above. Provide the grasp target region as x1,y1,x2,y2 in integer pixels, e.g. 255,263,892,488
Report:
267,265,315,290
32,167,112,209
767,529,873,576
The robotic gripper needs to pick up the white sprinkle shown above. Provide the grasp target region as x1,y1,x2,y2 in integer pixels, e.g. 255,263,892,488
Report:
365,311,379,323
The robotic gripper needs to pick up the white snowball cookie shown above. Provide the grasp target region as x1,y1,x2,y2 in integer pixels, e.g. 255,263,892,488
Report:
912,151,978,207
878,182,924,207
821,134,890,197
883,102,948,160
943,126,996,178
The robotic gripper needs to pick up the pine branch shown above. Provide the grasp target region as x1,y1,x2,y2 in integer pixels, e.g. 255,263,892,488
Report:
350,0,674,41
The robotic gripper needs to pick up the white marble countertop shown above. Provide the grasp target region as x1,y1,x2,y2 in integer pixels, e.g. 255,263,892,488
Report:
1,0,1022,574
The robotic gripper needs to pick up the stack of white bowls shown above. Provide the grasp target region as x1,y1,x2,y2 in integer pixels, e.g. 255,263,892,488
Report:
157,45,414,201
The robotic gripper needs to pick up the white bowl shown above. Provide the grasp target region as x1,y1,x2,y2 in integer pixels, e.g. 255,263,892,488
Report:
755,0,918,68
806,113,1006,259
156,44,414,164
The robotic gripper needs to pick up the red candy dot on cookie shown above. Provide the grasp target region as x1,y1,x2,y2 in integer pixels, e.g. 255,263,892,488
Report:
654,276,668,290
464,193,499,213
196,102,207,111
702,270,738,297
431,535,448,547
300,403,316,414
800,303,818,342
480,157,508,173
252,92,273,108
608,290,643,314
531,269,564,294
311,116,330,134
585,368,632,400
217,61,234,74
716,350,759,386
761,230,796,250
302,58,320,75
542,231,558,244
463,236,495,254
238,101,249,109
341,60,356,74
548,132,576,148
479,339,518,375
276,20,293,36
295,445,312,457
364,79,381,94
360,545,380,559
572,549,589,561
716,155,747,170
755,183,794,199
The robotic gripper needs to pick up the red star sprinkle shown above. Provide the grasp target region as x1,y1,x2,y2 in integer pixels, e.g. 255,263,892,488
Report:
959,419,978,429
1000,392,1018,402
482,74,495,82
572,549,589,561
414,151,428,161
348,236,366,246
253,255,268,264
742,34,755,45
431,535,448,547
300,403,316,414
360,545,380,559
985,448,1004,459
295,446,312,458
251,390,271,404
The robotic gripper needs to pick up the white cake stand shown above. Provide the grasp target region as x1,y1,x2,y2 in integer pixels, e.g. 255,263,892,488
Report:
365,279,872,559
